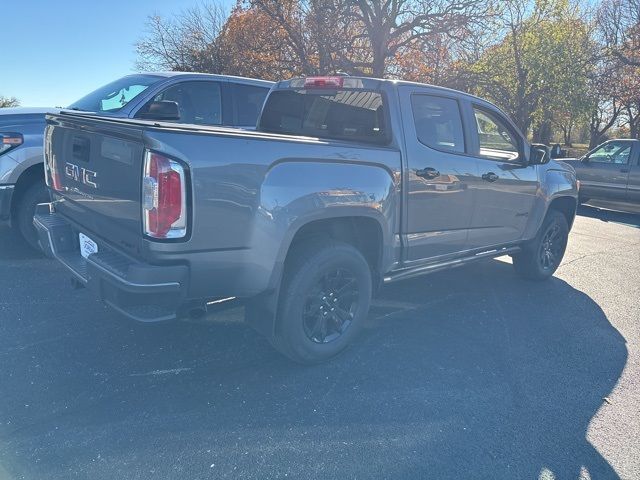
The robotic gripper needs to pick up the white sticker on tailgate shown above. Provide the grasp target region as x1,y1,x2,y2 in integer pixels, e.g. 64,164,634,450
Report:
79,233,98,259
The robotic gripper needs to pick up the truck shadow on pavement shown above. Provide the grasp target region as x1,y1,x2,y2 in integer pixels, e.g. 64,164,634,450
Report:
0,238,628,479
577,204,640,228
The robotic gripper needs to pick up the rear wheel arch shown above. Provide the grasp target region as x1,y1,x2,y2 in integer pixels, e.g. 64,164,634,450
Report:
283,215,386,283
245,214,386,340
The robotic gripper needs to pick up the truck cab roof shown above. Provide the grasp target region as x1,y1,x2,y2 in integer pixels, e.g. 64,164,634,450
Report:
129,71,274,88
275,75,483,102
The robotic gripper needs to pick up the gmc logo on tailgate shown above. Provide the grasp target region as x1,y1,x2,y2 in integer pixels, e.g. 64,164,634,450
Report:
65,162,98,189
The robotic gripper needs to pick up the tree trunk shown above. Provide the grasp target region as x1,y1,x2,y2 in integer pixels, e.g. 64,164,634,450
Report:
627,106,640,139
371,42,386,77
589,129,605,149
563,124,573,147
533,120,553,145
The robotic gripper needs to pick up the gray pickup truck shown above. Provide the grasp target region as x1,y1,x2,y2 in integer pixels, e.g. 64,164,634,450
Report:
561,139,640,214
0,72,272,249
35,76,578,363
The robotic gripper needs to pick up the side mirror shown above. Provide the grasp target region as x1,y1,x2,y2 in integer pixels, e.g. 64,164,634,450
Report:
581,155,590,163
136,101,180,121
529,144,549,165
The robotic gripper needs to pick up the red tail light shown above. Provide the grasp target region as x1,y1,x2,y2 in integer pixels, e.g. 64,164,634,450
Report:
142,151,187,239
45,161,63,191
44,148,63,192
49,165,63,192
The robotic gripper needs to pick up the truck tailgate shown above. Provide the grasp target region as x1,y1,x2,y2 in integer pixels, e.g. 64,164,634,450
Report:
45,113,146,256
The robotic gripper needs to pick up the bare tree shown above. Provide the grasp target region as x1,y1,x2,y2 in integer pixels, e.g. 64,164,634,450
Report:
598,0,640,67
249,0,490,77
624,103,640,138
589,97,624,147
135,3,229,72
593,0,640,142
247,0,357,75
346,0,490,77
0,96,19,108
217,4,308,79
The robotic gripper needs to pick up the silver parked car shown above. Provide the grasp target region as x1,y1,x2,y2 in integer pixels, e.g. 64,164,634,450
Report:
0,73,273,249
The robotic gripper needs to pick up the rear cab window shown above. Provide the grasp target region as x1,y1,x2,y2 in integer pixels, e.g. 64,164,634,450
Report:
259,77,389,145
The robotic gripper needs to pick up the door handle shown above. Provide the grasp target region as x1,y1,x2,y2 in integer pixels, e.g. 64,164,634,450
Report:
620,168,629,173
416,167,440,179
482,172,499,182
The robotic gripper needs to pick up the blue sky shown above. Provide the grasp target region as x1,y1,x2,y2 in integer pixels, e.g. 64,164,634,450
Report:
0,0,234,107
3,0,602,107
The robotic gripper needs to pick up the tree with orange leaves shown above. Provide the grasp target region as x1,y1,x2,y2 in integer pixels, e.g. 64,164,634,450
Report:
217,4,304,80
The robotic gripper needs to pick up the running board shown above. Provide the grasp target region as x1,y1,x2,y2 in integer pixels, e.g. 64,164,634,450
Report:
383,246,521,284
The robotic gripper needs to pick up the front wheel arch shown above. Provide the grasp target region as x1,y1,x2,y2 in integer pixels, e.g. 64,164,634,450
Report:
513,210,569,281
547,196,577,230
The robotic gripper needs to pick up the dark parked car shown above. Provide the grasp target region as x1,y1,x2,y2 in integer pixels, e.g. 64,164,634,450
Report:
0,73,273,249
561,139,640,214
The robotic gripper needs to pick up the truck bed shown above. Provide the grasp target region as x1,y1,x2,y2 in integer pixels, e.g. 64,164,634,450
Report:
44,111,402,300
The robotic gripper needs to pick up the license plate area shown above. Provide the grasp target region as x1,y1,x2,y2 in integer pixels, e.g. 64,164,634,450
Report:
79,232,98,259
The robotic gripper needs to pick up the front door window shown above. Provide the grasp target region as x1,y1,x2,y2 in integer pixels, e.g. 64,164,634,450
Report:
473,107,520,162
587,142,632,165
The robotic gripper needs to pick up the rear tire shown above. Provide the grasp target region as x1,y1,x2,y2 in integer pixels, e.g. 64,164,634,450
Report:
272,240,372,364
14,180,49,251
512,210,569,281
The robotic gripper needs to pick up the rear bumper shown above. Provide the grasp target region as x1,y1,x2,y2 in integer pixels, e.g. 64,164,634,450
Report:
34,205,189,322
0,185,14,223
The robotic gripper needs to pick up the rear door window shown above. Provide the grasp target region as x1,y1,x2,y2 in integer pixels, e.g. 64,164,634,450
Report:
260,89,389,145
411,95,465,153
145,81,222,126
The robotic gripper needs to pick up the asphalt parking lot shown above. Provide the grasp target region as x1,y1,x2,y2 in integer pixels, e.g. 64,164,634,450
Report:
0,206,638,480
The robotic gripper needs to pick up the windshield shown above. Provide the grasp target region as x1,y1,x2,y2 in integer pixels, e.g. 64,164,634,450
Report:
67,74,164,112
259,89,389,145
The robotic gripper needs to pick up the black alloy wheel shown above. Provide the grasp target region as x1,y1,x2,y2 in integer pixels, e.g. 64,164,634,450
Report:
272,240,372,364
303,268,359,344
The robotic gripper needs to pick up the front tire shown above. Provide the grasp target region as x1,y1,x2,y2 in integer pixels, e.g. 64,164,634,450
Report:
512,210,569,281
14,180,49,251
272,240,372,364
